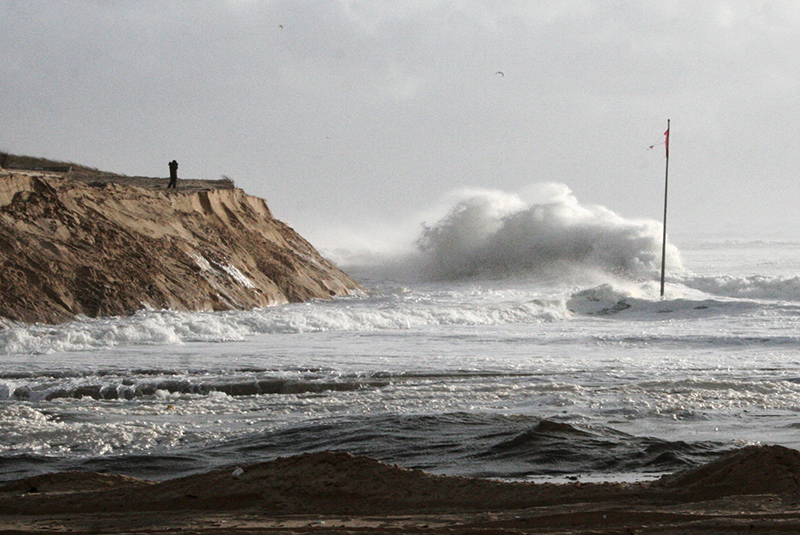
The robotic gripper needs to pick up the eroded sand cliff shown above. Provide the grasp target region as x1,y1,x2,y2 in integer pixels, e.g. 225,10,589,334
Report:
0,167,360,324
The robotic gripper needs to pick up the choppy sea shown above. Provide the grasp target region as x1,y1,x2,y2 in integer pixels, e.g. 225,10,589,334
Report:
2,186,800,484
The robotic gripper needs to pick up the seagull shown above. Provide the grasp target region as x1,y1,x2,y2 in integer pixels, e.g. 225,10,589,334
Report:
495,71,504,77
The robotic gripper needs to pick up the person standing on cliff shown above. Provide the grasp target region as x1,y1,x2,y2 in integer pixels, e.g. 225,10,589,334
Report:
168,160,178,189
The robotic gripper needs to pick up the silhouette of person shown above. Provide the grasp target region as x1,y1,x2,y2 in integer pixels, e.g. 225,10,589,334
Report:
168,160,178,189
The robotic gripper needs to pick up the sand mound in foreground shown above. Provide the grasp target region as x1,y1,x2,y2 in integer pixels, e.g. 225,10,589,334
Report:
655,444,800,499
2,446,800,518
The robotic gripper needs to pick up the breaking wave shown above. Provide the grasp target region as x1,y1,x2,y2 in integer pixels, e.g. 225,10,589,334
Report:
0,286,572,355
333,184,682,283
416,185,680,280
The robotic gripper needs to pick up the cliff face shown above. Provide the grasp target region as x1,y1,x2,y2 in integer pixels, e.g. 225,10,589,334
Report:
0,170,360,324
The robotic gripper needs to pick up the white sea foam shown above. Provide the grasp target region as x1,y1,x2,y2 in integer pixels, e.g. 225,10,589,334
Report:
0,285,573,355
416,185,682,281
0,403,190,456
327,183,682,284
5,271,799,356
682,275,800,302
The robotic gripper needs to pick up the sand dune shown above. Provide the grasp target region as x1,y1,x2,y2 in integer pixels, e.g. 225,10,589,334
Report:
0,166,360,324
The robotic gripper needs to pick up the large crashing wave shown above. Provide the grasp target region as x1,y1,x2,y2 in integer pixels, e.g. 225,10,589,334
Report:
414,184,681,281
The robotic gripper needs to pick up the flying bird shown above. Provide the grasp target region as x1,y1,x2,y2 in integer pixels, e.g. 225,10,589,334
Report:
495,71,504,77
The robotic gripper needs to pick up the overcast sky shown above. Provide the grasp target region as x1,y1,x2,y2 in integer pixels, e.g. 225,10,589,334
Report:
3,1,800,251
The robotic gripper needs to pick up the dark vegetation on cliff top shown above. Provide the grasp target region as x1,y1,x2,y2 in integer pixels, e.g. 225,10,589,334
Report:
0,152,235,192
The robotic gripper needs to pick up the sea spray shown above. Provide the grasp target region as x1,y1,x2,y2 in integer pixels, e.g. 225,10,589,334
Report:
326,183,682,284
416,184,682,281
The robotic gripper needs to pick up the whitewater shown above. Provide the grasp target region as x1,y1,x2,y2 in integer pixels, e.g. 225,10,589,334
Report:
2,184,800,484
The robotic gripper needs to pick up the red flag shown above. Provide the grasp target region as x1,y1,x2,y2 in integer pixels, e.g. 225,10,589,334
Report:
648,128,670,158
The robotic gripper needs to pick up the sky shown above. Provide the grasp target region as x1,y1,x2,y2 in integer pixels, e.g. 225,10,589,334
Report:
3,1,800,254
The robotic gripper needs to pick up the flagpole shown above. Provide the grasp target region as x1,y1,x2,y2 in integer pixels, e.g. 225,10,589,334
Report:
660,119,670,298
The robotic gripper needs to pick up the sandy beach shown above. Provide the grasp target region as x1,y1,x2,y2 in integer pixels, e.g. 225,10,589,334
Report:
2,445,800,534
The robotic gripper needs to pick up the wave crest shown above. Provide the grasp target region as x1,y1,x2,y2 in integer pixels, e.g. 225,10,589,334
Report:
415,185,681,281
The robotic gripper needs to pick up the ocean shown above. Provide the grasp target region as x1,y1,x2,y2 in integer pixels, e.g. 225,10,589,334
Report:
2,186,800,485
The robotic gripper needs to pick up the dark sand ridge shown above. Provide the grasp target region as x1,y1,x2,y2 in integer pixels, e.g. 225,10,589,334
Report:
1,445,800,533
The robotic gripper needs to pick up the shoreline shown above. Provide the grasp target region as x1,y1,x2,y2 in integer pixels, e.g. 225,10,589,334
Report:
2,445,800,534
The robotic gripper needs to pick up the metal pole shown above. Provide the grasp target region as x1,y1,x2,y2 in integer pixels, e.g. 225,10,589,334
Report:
660,119,670,298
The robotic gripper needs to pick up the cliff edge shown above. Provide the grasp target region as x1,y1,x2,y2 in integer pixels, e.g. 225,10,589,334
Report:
0,162,361,324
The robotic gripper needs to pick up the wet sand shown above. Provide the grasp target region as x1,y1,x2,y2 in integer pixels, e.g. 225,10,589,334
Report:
2,445,800,533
